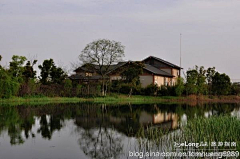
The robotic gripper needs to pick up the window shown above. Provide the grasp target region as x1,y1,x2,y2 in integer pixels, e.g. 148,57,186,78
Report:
85,72,92,77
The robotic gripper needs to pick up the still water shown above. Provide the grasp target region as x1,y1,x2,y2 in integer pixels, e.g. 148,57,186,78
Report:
0,103,239,159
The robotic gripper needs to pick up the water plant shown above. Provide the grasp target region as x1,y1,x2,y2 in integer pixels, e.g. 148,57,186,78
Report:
136,115,240,152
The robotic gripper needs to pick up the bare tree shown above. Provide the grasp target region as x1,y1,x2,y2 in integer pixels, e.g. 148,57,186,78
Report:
0,55,2,68
79,39,125,96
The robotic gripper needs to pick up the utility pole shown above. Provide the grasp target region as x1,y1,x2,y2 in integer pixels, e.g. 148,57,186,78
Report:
180,33,182,77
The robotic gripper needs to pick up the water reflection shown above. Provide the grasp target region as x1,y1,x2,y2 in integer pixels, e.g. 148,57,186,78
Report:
78,128,123,159
0,103,239,158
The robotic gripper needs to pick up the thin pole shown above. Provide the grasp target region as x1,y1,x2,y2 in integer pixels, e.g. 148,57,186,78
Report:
180,33,182,77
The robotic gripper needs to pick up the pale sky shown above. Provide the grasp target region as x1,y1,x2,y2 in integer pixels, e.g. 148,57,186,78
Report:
0,0,240,80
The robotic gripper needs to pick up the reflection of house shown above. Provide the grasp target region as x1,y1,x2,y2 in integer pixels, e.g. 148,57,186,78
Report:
108,110,179,131
139,111,178,130
70,56,181,87
75,110,179,137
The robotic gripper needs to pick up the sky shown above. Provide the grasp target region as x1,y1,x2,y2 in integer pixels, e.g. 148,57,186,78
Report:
0,0,240,80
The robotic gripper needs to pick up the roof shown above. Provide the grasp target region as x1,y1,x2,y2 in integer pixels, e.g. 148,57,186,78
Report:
143,56,182,69
144,64,174,77
69,74,108,80
105,61,136,74
74,62,128,73
72,56,180,79
107,62,174,77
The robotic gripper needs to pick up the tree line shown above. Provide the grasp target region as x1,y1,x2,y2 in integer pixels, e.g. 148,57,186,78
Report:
1,39,239,98
177,66,240,96
0,55,72,98
0,54,239,98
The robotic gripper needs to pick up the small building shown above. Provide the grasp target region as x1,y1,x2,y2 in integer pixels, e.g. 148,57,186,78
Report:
69,56,182,87
142,56,181,87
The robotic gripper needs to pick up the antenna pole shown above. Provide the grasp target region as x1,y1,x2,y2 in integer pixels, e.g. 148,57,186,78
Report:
180,33,182,77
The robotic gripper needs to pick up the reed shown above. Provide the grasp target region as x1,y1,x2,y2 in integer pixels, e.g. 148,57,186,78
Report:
136,116,240,152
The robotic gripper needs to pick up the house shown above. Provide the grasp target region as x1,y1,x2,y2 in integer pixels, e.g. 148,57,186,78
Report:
69,62,127,84
69,56,182,87
141,56,181,87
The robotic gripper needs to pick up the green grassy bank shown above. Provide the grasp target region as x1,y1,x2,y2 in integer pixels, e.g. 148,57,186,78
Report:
1,94,240,106
0,95,178,106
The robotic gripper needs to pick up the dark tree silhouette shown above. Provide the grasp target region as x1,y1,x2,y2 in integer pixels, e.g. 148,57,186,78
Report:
38,59,67,84
79,39,125,96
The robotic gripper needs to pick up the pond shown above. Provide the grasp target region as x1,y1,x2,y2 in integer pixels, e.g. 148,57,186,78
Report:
0,103,239,159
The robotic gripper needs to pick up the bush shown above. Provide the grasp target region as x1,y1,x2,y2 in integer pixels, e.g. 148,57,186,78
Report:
114,83,142,95
158,85,176,96
175,77,185,96
109,80,122,93
142,84,158,96
0,69,20,98
231,84,240,95
76,84,82,97
64,79,72,96
119,83,132,94
19,79,40,97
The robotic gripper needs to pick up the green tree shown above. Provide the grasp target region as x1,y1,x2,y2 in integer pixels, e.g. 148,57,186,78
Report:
0,68,20,98
231,83,240,95
197,66,207,95
0,55,20,98
186,68,198,95
9,55,27,82
175,77,185,96
23,60,37,82
212,72,231,95
185,66,207,95
38,59,54,84
0,55,2,67
0,55,2,69
64,79,72,96
38,59,66,85
206,67,216,95
76,84,82,97
79,39,125,96
50,65,67,84
120,62,143,96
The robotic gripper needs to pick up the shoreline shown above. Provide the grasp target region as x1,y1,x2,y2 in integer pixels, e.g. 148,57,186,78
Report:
1,95,240,106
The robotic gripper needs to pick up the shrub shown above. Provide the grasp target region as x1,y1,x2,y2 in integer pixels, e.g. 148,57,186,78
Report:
175,77,185,96
76,84,82,97
64,79,72,97
231,84,240,95
109,80,122,93
0,69,20,98
158,85,176,96
19,79,40,97
143,84,158,96
119,83,132,94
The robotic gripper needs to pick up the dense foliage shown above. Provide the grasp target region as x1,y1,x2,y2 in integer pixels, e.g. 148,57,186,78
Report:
0,53,239,98
38,59,67,85
110,65,238,97
185,66,232,96
0,55,73,98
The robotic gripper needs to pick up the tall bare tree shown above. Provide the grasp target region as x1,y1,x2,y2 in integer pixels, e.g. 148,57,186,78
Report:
79,39,125,96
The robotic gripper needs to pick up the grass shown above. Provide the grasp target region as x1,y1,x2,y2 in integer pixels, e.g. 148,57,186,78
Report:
136,115,240,152
181,116,240,144
1,94,240,106
0,96,87,106
0,94,182,106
